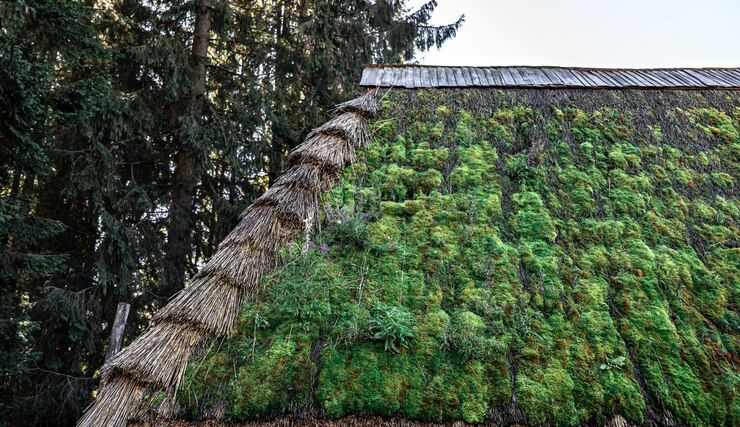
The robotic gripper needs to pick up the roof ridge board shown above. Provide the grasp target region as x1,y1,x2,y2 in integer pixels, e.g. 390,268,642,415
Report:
462,67,476,85
455,67,471,86
628,70,664,86
453,67,466,86
488,68,500,85
590,69,621,87
402,67,414,88
672,69,700,86
466,67,478,85
499,67,517,85
683,69,719,86
362,64,740,72
486,68,506,86
540,68,567,86
659,69,694,87
429,67,439,86
387,68,398,87
481,68,495,85
555,68,586,86
359,68,375,86
581,70,608,86
725,72,740,86
649,69,673,86
600,70,627,86
469,67,482,86
520,67,549,86
580,69,610,87
470,68,485,85
470,68,481,86
529,67,557,86
359,65,740,88
438,67,449,86
640,69,670,86
653,70,684,86
663,69,699,86
408,67,418,87
713,69,740,85
448,67,458,86
379,68,394,87
407,67,416,88
704,69,739,86
439,67,450,86
538,68,557,85
672,69,705,86
521,67,540,85
613,69,646,87
510,67,528,85
426,67,435,87
569,69,593,87
726,70,740,85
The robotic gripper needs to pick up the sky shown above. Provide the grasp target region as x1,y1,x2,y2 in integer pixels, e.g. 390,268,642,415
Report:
409,0,740,68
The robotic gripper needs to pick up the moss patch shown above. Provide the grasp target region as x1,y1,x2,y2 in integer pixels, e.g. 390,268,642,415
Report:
181,89,738,426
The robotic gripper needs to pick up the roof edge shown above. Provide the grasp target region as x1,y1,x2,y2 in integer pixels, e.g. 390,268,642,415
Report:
360,65,740,89
363,63,740,72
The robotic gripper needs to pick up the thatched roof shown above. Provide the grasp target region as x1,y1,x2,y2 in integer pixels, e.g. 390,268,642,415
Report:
79,66,739,427
77,94,377,427
165,85,736,426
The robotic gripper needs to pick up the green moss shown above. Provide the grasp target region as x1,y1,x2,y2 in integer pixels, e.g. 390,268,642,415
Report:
413,168,443,193
410,143,449,170
518,366,579,425
182,90,739,425
449,143,498,190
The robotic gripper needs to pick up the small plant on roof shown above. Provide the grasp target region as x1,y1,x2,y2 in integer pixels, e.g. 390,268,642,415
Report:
600,356,626,370
368,302,415,353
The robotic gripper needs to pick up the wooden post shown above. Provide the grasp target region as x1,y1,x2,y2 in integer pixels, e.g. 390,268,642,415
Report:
106,302,130,360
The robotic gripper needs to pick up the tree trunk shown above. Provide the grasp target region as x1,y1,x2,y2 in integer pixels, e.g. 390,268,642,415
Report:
165,1,211,298
106,302,130,360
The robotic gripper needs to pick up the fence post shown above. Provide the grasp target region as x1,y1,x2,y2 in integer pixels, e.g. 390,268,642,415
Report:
106,302,130,360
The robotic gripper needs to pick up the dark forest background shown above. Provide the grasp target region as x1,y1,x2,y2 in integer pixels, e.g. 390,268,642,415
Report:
0,1,461,424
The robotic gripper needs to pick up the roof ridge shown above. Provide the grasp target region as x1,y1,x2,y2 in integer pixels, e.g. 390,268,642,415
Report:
360,65,740,89
362,64,740,71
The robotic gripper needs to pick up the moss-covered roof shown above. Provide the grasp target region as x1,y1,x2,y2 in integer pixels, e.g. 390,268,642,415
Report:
180,88,738,426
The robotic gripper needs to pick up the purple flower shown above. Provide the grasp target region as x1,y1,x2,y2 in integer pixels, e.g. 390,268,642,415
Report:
309,242,316,250
321,244,328,253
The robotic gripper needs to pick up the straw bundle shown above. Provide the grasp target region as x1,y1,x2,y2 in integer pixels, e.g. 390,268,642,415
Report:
77,94,377,427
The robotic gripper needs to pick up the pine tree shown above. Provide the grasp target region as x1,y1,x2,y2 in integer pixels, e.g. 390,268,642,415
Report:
0,1,462,424
0,0,101,422
0,42,67,425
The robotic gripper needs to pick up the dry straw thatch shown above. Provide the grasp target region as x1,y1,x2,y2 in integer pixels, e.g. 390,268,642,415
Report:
77,94,377,427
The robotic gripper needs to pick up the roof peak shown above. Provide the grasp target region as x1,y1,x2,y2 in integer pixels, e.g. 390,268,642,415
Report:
364,63,740,71
360,65,740,89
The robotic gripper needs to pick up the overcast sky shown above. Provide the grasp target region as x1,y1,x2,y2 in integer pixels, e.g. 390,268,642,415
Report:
409,0,740,68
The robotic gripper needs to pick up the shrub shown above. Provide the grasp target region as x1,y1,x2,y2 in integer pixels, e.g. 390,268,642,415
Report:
368,303,415,353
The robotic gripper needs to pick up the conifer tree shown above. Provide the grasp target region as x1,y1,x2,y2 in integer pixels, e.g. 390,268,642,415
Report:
1,0,112,422
0,1,461,424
